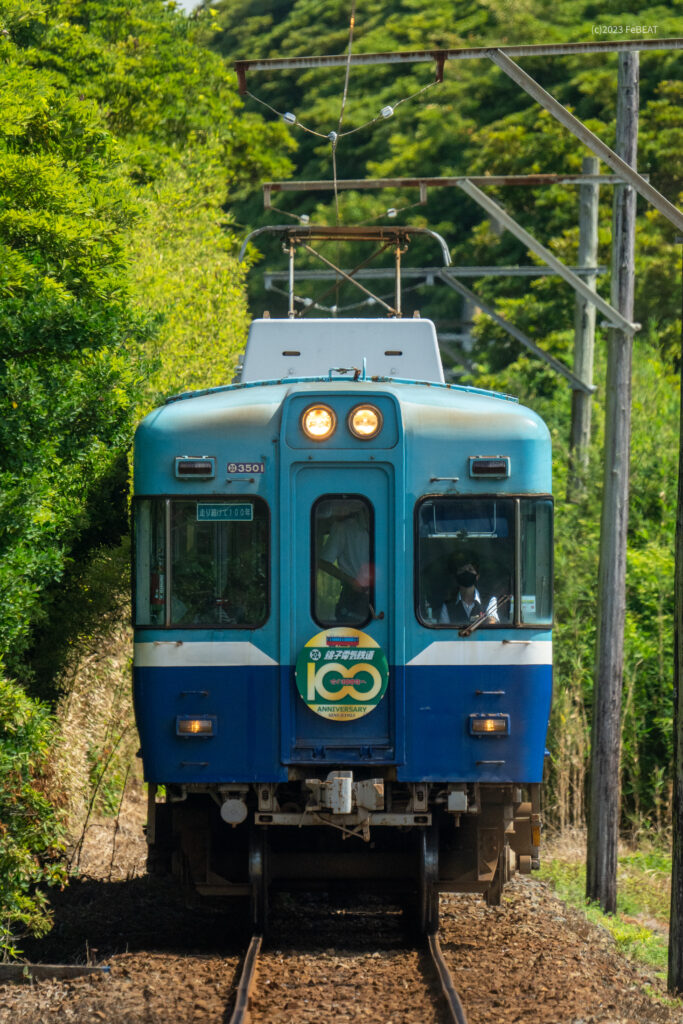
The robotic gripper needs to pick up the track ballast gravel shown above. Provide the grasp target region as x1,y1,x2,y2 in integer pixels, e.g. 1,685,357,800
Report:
1,792,682,1024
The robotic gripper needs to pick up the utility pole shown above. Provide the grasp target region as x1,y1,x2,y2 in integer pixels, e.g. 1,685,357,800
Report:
586,51,639,913
567,156,599,501
668,239,683,994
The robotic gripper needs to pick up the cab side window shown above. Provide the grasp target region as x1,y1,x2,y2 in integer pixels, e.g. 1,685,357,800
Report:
520,498,553,624
416,498,514,628
170,499,269,627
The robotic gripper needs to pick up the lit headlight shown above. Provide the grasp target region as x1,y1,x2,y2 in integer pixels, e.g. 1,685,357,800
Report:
348,405,383,440
302,404,336,440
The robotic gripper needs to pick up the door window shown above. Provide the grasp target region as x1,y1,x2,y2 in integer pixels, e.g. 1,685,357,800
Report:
313,496,373,627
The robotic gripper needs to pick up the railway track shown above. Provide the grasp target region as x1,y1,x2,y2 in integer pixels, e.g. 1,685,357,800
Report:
228,927,469,1024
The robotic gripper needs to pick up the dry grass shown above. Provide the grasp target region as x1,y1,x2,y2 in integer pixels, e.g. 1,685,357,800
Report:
41,542,142,870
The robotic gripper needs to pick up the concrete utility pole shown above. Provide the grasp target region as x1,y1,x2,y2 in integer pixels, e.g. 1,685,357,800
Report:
668,241,683,994
567,156,600,501
586,51,639,914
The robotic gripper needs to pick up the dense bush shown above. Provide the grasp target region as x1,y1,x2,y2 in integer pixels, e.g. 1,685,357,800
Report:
0,674,66,958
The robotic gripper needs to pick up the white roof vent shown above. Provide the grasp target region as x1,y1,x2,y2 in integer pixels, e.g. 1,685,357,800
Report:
240,318,444,384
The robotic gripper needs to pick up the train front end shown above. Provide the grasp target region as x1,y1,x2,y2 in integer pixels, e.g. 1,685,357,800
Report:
132,317,552,931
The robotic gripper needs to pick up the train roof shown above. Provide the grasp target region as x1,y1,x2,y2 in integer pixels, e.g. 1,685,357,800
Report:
163,318,517,408
135,372,550,495
239,318,445,384
134,318,553,465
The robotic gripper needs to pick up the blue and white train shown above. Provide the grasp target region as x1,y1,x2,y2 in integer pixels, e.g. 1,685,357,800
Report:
132,315,552,932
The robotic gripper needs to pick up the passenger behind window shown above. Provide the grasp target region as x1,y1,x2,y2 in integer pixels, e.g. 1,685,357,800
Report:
318,503,371,623
438,551,499,626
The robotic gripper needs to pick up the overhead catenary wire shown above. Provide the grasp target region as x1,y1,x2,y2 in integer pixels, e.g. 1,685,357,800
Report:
332,0,356,225
265,279,424,316
245,78,441,142
331,0,357,304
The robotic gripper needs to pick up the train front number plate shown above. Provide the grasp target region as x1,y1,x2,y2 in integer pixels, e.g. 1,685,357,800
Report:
227,461,265,474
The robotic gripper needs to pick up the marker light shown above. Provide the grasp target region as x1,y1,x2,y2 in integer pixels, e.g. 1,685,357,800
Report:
469,714,510,736
302,404,336,441
348,405,383,440
175,456,215,479
177,717,215,737
468,456,511,479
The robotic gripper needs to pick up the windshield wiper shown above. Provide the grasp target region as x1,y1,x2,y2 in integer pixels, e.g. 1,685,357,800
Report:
458,593,511,638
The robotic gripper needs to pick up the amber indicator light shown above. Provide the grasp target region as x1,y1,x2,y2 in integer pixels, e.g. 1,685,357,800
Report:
469,714,510,736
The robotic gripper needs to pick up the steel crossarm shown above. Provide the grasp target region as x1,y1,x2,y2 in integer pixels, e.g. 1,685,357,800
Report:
488,49,683,234
439,272,595,393
457,179,638,333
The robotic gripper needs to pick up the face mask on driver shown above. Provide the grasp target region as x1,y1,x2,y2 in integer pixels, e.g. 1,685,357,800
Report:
456,570,477,587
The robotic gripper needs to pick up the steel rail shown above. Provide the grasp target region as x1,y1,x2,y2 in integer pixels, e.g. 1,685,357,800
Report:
427,933,469,1024
228,933,262,1024
226,920,467,1022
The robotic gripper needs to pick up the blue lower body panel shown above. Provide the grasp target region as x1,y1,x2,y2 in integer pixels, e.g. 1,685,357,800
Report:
399,664,552,783
134,665,286,784
135,662,551,785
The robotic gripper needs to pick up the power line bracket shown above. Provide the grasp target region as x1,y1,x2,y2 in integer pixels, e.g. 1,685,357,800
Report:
433,51,446,83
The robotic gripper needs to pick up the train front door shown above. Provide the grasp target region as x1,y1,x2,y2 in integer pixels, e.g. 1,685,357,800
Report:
284,464,396,765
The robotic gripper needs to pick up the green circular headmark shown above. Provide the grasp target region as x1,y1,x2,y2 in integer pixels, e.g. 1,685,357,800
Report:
295,627,389,721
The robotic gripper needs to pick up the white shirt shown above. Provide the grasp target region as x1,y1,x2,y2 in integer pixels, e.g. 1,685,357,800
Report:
320,514,371,587
438,588,499,625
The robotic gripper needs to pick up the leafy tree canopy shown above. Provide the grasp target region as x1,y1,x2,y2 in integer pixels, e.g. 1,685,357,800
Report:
0,0,291,951
206,0,682,364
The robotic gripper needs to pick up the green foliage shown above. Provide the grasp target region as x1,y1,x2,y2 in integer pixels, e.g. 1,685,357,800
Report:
130,157,252,403
540,338,678,831
0,674,66,958
0,0,292,676
208,0,682,341
0,3,151,679
540,843,671,972
0,0,291,955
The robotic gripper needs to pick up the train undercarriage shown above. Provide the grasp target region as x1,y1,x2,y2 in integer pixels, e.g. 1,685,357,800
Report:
146,776,542,934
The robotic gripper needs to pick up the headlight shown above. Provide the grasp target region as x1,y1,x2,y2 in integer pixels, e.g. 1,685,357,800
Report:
302,404,337,441
348,405,383,440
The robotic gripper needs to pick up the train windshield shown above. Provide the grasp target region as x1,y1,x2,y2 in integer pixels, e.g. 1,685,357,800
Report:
416,497,552,628
313,496,373,627
134,498,269,628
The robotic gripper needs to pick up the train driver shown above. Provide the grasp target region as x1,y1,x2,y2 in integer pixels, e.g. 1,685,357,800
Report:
438,552,498,626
